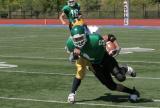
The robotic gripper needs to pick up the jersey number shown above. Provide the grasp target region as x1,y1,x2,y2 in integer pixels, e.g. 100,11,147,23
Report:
71,9,79,18
99,40,105,46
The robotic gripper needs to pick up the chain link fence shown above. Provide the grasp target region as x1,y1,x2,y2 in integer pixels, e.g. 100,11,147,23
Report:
0,2,160,19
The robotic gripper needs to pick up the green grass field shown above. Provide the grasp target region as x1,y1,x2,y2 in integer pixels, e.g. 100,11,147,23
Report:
0,26,159,108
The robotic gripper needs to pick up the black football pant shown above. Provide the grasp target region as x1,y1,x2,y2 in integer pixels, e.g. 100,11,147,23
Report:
92,54,122,90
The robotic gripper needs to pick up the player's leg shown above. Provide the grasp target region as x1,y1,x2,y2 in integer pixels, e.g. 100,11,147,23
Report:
92,63,140,102
69,22,73,31
109,55,136,82
116,83,140,102
112,66,126,82
120,65,136,77
105,55,140,102
105,54,126,82
92,55,140,102
68,57,87,103
112,64,136,81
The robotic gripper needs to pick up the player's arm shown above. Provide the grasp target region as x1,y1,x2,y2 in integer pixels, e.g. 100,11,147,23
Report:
59,6,70,25
108,34,120,51
77,12,82,20
66,39,80,62
66,47,77,63
59,12,67,25
102,34,121,57
77,3,82,20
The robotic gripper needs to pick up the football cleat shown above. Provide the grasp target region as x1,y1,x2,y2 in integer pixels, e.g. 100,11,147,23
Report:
67,93,75,103
126,66,136,77
129,87,140,103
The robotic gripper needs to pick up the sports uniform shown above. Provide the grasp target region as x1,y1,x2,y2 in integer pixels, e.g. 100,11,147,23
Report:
66,25,140,103
60,0,89,34
61,1,81,29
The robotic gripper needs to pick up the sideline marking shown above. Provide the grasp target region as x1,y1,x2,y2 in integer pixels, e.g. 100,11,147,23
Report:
0,96,159,108
0,70,160,80
0,62,17,68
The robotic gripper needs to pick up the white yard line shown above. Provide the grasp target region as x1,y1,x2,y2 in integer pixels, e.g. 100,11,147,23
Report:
0,55,67,60
0,46,64,50
0,55,160,64
154,100,160,102
0,96,159,108
120,60,160,64
0,70,160,80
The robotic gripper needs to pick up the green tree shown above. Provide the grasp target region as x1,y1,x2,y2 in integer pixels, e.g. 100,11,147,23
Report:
79,0,101,11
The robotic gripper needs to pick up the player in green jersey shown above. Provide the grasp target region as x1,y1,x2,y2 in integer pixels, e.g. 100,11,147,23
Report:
59,0,82,30
66,25,140,103
59,0,90,34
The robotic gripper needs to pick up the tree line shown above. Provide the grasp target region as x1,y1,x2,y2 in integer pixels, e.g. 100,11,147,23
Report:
0,0,159,18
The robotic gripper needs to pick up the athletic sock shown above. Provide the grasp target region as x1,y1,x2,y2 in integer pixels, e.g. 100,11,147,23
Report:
71,77,81,94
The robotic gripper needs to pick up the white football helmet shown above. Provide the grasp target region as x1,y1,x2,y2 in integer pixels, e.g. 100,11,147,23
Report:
68,0,76,7
71,25,87,48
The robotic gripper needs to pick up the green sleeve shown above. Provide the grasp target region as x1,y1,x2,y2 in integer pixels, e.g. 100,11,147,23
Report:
62,5,69,14
66,37,75,53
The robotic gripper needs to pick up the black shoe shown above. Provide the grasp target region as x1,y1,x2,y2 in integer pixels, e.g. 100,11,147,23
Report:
129,87,140,103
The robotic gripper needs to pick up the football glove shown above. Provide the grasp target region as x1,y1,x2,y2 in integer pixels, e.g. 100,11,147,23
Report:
69,52,79,63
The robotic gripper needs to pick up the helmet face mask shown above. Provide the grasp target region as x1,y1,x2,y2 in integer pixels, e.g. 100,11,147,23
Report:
68,0,76,7
71,26,87,48
72,34,86,48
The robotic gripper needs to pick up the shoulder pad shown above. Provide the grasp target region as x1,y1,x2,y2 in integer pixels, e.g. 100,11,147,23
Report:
62,5,70,12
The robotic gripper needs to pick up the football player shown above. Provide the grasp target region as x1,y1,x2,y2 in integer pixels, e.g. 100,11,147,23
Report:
60,0,81,29
69,33,134,82
66,25,140,103
59,0,90,34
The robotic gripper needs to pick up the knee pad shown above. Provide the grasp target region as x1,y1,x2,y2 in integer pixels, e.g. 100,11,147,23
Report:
113,67,126,82
115,73,126,82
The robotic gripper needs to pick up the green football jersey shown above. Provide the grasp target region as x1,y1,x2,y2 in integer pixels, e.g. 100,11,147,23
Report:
66,34,106,64
62,3,80,23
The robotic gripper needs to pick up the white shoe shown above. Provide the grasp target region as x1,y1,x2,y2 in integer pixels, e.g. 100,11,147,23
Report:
67,93,75,103
126,66,136,77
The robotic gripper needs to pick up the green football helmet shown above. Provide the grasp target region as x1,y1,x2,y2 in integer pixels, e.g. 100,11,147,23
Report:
71,25,87,48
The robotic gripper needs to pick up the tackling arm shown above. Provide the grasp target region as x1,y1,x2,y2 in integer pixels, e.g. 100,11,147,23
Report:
102,34,121,57
66,38,80,62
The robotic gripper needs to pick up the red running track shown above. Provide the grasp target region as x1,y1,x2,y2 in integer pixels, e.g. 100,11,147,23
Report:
0,19,160,26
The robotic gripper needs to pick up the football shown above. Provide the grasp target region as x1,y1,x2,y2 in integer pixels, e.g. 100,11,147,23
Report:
106,41,117,55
